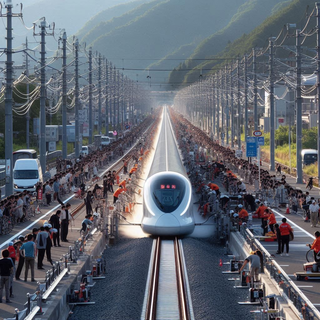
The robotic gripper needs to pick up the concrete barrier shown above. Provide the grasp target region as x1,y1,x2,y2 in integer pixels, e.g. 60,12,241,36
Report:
229,231,301,320
35,231,107,320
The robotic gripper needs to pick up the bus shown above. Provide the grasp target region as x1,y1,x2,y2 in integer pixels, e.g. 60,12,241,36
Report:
301,149,317,166
13,149,37,167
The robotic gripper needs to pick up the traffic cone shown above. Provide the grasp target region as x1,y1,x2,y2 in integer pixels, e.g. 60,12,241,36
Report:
286,204,290,214
125,205,129,213
36,205,41,215
219,259,223,267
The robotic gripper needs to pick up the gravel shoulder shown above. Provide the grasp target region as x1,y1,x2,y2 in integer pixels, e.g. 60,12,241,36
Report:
69,238,153,320
183,237,254,320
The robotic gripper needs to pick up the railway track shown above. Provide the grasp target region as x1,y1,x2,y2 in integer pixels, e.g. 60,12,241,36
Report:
144,237,193,320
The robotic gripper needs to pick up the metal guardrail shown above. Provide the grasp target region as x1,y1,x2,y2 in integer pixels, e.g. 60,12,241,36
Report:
241,226,320,320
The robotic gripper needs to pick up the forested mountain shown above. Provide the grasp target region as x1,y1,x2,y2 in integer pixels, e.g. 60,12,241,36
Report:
21,0,137,35
76,0,152,43
81,0,248,81
168,0,292,86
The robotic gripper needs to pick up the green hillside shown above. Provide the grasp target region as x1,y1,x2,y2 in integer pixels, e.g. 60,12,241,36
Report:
77,0,155,44
85,0,247,80
168,0,292,86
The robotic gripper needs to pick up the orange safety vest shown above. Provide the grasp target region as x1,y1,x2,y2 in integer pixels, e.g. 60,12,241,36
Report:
279,222,292,236
268,212,276,225
208,183,219,191
114,187,126,198
119,180,126,188
255,205,267,218
238,209,248,219
311,237,320,253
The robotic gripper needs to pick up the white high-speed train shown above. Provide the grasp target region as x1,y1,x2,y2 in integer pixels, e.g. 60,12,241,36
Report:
141,109,194,236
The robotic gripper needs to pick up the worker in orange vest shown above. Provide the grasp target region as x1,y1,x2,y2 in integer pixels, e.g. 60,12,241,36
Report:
113,185,126,204
129,167,137,177
266,209,277,233
279,218,293,256
238,204,248,222
255,202,268,235
308,231,320,262
208,183,220,196
119,179,126,188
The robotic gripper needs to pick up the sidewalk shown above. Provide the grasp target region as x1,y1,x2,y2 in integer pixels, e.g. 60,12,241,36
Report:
0,167,122,319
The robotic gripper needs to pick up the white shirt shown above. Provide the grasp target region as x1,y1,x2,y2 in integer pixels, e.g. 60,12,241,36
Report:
309,203,319,213
60,210,72,221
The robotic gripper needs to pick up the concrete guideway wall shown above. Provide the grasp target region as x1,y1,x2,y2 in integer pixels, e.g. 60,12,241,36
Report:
36,228,107,320
229,231,303,320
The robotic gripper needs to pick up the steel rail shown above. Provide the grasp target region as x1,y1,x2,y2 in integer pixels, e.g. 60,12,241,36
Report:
174,237,190,320
145,236,161,320
145,237,191,320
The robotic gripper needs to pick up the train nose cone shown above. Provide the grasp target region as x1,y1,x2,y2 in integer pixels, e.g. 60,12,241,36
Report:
156,214,180,235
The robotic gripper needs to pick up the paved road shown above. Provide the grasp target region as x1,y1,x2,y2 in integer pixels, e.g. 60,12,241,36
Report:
240,162,320,310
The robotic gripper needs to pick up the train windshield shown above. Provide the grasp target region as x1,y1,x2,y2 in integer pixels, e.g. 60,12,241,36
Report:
151,176,186,213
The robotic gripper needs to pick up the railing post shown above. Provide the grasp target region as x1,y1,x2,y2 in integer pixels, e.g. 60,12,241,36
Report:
27,292,31,315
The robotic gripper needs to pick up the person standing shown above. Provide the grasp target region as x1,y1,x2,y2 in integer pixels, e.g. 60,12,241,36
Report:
44,226,53,266
19,234,36,282
103,176,108,198
266,209,276,233
279,218,293,256
60,204,72,242
255,202,267,235
36,227,48,269
49,210,61,247
15,236,25,280
85,191,93,215
44,181,53,206
0,249,14,303
309,200,319,227
274,224,282,255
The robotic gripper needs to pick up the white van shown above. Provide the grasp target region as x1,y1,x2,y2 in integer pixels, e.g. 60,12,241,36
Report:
101,136,115,146
13,159,43,192
81,146,89,156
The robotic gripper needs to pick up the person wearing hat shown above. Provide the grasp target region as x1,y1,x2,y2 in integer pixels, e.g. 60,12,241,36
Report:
309,200,319,227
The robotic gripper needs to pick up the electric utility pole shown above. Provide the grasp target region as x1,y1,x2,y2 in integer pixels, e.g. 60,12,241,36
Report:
296,29,303,184
105,59,109,135
269,37,275,171
88,47,93,144
74,39,80,158
2,0,22,196
34,18,54,175
62,32,67,159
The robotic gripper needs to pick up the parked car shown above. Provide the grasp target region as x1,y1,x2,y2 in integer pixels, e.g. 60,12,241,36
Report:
13,159,43,192
81,146,89,156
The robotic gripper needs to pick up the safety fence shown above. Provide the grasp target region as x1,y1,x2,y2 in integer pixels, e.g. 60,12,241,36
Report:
240,226,320,320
